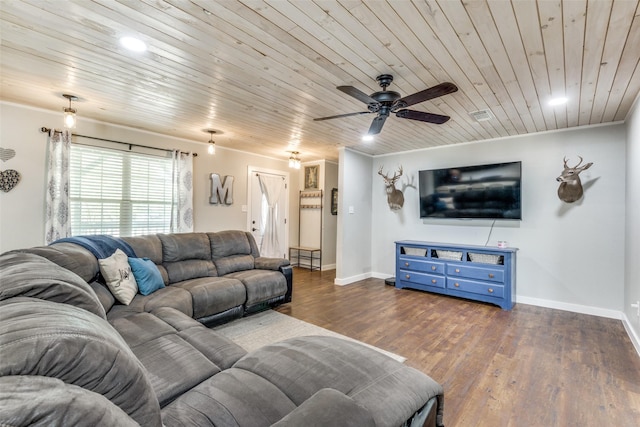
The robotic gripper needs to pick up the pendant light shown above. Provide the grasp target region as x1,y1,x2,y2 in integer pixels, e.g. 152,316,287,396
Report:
206,130,217,155
62,94,78,129
288,151,301,169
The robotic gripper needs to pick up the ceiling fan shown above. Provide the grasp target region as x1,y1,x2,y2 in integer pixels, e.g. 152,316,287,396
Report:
314,74,458,135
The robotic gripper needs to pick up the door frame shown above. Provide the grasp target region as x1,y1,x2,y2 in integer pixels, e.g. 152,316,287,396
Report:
246,166,290,259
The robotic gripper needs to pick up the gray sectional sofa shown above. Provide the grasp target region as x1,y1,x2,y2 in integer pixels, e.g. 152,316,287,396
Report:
0,230,445,426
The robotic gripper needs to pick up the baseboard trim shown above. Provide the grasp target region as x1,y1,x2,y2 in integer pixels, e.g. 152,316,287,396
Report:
334,272,371,286
622,313,640,358
516,295,622,320
321,263,336,271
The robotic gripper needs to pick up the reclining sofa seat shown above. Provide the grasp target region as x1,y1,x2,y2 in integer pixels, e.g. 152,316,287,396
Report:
0,232,445,426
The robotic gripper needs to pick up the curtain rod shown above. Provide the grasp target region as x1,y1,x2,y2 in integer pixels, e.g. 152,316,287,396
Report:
39,127,198,157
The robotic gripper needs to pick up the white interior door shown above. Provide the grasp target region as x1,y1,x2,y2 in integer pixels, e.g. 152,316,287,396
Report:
248,167,289,258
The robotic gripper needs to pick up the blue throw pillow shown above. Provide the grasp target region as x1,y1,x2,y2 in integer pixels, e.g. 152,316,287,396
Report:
128,257,165,296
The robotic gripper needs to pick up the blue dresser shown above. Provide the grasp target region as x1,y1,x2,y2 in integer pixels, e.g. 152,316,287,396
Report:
395,241,517,310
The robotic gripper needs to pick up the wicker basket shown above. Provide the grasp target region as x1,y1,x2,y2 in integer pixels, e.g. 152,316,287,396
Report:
468,252,501,265
435,250,463,261
403,247,427,257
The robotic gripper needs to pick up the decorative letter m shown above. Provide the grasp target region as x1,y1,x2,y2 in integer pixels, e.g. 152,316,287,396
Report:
210,174,234,205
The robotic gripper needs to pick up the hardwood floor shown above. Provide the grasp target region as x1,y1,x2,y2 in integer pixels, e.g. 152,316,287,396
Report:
275,268,640,427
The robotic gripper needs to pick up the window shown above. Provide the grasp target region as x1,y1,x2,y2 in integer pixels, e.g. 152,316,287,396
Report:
69,145,173,236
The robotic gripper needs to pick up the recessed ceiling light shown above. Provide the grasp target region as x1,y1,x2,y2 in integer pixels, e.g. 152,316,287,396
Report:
549,97,568,106
362,134,374,142
120,36,147,52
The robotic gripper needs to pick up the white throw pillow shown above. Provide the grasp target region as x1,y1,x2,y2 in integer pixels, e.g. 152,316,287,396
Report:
98,248,138,305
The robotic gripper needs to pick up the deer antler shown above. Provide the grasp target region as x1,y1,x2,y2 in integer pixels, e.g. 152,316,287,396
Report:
574,156,583,168
378,165,387,178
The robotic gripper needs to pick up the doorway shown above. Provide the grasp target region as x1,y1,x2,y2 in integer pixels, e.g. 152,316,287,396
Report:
247,167,289,259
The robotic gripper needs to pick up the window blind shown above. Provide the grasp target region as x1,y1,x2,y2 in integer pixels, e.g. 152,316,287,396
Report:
69,145,173,236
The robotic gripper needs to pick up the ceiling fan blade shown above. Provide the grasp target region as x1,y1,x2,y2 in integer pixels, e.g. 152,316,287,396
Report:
395,82,458,109
314,111,372,121
368,114,388,135
337,86,379,105
396,109,451,124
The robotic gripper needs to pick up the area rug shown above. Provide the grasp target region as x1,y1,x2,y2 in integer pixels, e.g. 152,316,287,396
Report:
213,310,406,363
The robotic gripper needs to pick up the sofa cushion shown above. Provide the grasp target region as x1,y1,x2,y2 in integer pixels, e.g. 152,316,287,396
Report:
129,257,165,296
161,368,297,427
208,230,253,258
99,249,138,305
0,376,139,427
151,307,247,369
233,336,444,427
159,233,211,262
88,280,116,313
225,269,287,306
109,309,245,407
107,286,194,320
213,254,255,276
164,259,217,283
14,242,100,283
0,298,162,426
171,277,246,319
271,388,376,427
0,252,106,319
122,235,169,284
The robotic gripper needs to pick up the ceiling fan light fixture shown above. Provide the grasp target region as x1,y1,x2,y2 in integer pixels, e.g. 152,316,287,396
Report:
62,94,78,129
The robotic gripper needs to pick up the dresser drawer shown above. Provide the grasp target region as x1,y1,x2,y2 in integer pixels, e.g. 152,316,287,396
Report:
447,277,504,298
446,264,504,283
399,269,445,289
398,257,444,274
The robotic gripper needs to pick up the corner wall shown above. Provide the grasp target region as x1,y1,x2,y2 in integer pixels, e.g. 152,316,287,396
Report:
336,148,372,283
624,96,640,352
0,102,297,253
360,123,626,315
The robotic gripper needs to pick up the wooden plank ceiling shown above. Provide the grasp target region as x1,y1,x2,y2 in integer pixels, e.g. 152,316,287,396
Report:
1,0,639,162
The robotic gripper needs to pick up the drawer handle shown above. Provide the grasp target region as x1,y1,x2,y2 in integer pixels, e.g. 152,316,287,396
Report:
405,262,409,267
405,274,410,279
431,266,436,271
455,268,460,273
454,282,460,287
431,279,437,284
488,288,494,293
488,273,494,279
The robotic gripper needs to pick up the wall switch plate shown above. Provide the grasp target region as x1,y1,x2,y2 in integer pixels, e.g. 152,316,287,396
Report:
348,206,355,214
241,205,247,212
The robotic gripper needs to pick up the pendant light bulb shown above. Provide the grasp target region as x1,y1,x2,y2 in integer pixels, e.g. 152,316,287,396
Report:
62,94,78,129
206,130,216,155
288,151,301,169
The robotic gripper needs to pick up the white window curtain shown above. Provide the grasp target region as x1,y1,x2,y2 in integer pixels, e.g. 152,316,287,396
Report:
44,129,71,244
171,150,194,233
257,173,284,258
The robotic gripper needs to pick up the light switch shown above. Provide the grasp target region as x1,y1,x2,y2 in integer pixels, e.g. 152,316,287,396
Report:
241,205,247,212
348,206,355,214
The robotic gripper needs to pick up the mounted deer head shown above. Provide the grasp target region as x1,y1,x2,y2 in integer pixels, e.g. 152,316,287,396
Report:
556,156,593,203
378,165,405,210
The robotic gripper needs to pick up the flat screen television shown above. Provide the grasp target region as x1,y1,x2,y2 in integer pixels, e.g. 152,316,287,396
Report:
419,161,522,220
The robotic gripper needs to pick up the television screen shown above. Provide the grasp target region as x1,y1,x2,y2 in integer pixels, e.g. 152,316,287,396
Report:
419,161,522,220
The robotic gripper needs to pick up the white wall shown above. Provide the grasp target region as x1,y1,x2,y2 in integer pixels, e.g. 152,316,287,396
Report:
0,102,299,253
338,123,627,315
625,97,640,351
336,148,373,283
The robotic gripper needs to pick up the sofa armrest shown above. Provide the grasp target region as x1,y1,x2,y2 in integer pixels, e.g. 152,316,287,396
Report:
272,388,375,427
279,265,293,303
254,256,290,270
